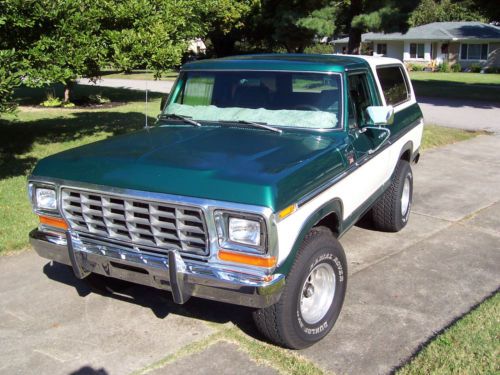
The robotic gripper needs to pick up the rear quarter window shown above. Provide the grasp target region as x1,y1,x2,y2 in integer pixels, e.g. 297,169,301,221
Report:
376,66,410,106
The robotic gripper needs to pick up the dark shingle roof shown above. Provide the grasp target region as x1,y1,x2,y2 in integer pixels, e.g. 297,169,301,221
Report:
333,22,500,43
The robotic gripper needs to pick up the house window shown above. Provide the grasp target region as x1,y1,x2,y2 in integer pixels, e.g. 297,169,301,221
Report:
376,66,410,106
460,43,488,60
376,44,387,55
410,43,425,59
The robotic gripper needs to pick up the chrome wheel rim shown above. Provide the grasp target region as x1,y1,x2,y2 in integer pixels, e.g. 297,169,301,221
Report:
401,175,411,217
300,263,336,325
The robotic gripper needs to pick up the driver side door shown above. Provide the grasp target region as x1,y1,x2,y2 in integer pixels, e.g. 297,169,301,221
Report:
343,71,391,212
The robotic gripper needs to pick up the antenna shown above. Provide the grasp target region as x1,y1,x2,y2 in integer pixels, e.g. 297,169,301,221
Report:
145,81,148,129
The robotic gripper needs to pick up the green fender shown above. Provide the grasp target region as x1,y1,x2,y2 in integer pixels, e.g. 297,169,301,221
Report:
275,198,343,276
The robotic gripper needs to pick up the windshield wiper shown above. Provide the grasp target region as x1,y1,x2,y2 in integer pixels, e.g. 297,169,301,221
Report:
159,113,202,127
219,120,282,134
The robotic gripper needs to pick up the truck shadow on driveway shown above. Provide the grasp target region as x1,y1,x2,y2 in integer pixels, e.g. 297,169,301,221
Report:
42,261,260,337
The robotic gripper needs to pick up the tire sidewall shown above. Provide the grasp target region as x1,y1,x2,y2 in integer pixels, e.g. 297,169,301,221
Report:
283,232,347,346
397,162,413,226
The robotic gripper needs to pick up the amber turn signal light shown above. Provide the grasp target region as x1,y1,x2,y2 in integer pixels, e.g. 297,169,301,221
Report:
218,249,277,268
39,215,68,231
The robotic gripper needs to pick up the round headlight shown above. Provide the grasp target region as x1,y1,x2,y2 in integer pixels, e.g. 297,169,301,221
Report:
36,188,57,210
229,217,261,246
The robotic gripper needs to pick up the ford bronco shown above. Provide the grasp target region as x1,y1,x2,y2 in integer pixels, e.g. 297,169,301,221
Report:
28,54,423,349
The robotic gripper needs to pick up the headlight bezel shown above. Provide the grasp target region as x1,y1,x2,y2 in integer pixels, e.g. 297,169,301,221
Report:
214,210,268,255
28,182,60,215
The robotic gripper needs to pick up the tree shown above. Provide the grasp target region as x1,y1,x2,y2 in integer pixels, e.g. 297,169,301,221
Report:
346,0,421,53
0,0,109,103
250,0,340,53
0,49,21,113
203,0,260,57
408,0,487,27
109,0,209,76
0,0,215,105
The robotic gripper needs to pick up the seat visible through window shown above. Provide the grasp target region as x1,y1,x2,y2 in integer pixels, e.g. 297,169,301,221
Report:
233,85,270,109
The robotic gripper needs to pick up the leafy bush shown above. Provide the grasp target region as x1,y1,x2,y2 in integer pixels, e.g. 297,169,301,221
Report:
88,94,111,104
469,63,482,73
62,102,75,108
41,96,62,107
0,49,21,113
437,61,451,73
304,43,333,55
407,63,425,72
451,63,461,72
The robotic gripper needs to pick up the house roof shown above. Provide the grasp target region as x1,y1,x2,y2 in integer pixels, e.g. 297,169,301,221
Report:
333,22,500,44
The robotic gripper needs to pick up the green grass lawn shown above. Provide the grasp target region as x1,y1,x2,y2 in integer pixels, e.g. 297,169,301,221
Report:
99,69,179,81
410,72,500,102
0,85,162,253
397,292,499,375
420,124,487,150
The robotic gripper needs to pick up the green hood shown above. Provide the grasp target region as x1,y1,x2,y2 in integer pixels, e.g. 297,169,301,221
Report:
32,125,346,211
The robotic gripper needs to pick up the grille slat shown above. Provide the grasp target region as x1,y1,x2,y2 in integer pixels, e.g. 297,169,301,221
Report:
62,189,208,255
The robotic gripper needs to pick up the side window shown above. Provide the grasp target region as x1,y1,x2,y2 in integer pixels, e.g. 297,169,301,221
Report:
376,66,410,106
347,73,374,128
176,74,215,106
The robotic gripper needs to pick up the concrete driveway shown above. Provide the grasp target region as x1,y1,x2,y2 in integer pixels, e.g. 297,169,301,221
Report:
77,78,173,95
1,132,499,374
418,97,500,133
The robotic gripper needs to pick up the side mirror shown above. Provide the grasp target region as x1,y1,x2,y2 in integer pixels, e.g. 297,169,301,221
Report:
160,95,169,111
366,105,394,126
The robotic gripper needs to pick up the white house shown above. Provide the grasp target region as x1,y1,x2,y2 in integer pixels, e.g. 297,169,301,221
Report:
332,22,500,69
187,38,207,55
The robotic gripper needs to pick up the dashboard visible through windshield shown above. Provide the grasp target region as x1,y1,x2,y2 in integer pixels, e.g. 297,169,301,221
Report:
164,70,342,129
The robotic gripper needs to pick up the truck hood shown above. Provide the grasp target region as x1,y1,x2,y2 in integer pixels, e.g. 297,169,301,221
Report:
32,125,346,211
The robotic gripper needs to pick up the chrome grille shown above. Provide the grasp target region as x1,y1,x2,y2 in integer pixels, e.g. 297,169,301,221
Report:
61,188,208,255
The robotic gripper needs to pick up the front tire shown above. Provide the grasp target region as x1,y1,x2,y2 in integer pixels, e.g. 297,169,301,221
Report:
370,159,413,232
253,227,347,349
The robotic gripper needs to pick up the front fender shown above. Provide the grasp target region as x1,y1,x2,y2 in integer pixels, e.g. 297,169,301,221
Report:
275,198,343,276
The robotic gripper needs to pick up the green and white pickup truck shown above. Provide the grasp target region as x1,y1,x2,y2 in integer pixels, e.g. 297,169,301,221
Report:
28,54,423,349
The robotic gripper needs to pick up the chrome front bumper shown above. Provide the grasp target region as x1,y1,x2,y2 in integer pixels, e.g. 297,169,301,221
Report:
30,229,285,308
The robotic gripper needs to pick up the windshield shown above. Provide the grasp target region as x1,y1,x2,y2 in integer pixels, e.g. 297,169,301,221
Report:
163,70,342,129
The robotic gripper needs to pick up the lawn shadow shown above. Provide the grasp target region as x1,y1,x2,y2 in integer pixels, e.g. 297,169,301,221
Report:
412,80,500,107
0,110,157,180
417,94,500,109
42,261,260,337
13,84,163,106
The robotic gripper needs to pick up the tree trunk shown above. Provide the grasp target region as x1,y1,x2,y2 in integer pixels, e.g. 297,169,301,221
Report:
209,32,237,57
347,28,362,54
63,81,74,103
347,0,363,54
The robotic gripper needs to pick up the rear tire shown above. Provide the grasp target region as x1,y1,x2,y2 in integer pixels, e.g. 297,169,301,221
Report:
371,159,413,232
253,227,347,349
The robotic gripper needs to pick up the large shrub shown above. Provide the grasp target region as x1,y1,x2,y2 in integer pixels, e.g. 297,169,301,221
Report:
0,49,21,113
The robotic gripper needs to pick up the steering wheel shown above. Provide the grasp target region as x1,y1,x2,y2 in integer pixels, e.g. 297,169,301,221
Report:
293,104,321,111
